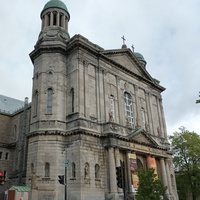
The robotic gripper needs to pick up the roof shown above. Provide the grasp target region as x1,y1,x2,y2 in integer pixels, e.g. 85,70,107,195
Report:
41,0,70,19
0,94,24,114
10,186,31,192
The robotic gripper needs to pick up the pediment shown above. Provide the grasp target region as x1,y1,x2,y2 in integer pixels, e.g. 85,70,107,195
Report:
127,129,158,147
101,49,154,82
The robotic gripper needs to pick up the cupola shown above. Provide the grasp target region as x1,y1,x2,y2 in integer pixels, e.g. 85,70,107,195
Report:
37,0,70,43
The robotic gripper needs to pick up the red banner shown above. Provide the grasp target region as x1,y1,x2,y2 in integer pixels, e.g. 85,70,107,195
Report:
147,157,158,179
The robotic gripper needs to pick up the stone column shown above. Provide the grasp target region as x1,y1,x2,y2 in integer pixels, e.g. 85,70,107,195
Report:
156,96,163,137
116,76,121,124
65,17,68,31
165,159,172,194
95,67,99,120
62,15,65,28
84,62,89,117
159,98,168,139
108,147,118,193
160,158,169,195
145,91,153,133
44,14,48,28
126,152,133,193
56,12,60,26
98,68,105,122
103,70,108,121
115,148,123,193
50,12,53,26
147,93,154,133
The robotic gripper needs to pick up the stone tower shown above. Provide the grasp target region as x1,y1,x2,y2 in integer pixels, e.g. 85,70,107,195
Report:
27,0,71,199
26,0,179,200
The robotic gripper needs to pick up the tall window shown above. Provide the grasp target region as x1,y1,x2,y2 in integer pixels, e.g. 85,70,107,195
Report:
34,91,38,116
70,88,74,113
47,88,53,114
109,95,115,121
44,162,50,177
84,162,90,179
72,162,76,178
0,152,2,159
124,92,134,127
95,164,100,179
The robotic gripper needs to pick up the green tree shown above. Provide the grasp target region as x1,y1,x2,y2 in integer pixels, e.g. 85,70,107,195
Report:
169,127,200,200
136,168,167,200
196,92,200,104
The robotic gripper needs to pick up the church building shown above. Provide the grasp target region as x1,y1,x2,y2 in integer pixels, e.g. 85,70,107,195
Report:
0,0,178,199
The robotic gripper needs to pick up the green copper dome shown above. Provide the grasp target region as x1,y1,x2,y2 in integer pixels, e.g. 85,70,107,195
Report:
134,52,145,62
41,0,70,19
134,52,147,67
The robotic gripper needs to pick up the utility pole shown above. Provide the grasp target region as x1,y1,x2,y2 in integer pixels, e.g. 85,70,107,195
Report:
65,164,67,200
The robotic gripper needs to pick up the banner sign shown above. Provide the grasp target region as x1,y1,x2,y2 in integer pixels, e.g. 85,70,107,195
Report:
129,153,139,191
147,157,158,179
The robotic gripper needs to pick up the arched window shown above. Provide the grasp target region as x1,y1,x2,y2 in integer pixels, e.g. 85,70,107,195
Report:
109,95,115,121
84,162,90,178
72,162,76,178
124,92,134,127
31,163,34,174
44,162,50,177
47,88,53,114
34,91,38,116
95,164,100,179
70,88,74,113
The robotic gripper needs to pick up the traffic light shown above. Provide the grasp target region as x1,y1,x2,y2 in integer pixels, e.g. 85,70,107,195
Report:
116,166,123,188
0,171,5,185
58,175,65,185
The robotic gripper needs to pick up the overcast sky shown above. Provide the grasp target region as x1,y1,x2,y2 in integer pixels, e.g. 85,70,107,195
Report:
0,0,200,135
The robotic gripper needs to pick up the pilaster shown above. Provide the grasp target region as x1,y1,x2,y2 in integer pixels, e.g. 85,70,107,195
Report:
108,147,118,193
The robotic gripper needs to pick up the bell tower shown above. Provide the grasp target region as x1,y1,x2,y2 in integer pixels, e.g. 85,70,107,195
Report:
27,1,70,199
38,0,70,45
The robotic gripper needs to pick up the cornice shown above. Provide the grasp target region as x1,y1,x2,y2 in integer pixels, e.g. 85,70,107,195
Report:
27,128,167,151
29,34,165,92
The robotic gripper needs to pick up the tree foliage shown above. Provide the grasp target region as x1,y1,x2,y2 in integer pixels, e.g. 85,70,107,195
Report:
136,168,167,200
196,92,200,104
169,127,200,200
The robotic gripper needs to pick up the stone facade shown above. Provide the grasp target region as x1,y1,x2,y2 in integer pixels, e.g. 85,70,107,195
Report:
0,1,179,200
